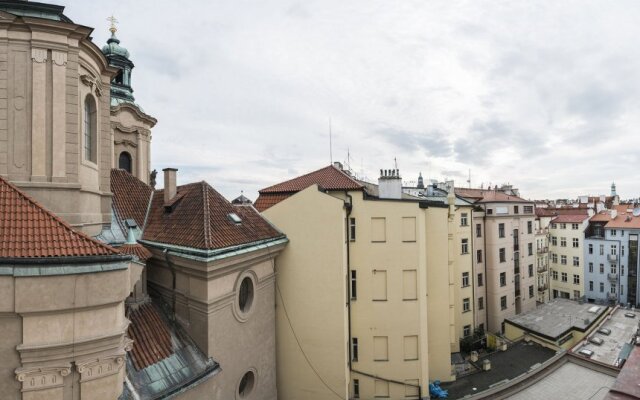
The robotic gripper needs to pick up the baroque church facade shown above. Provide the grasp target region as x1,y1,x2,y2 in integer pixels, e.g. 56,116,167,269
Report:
0,2,283,399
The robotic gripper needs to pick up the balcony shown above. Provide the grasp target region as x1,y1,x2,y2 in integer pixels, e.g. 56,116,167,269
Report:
608,254,618,262
536,246,548,254
607,292,617,301
515,289,521,297
537,265,548,273
536,228,549,235
607,273,618,283
538,284,548,292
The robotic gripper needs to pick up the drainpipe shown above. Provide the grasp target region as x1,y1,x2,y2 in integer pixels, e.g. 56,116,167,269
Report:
163,249,177,322
345,191,353,369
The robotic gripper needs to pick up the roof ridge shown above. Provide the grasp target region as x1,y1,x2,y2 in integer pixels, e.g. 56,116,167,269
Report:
202,181,212,248
0,175,119,257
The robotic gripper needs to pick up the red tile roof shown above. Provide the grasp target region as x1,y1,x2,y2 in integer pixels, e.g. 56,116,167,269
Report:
455,188,531,203
0,176,119,259
255,165,362,211
536,207,589,217
259,165,362,193
143,181,283,250
605,205,640,229
127,302,173,370
119,243,152,261
111,169,154,231
550,214,590,223
254,193,292,212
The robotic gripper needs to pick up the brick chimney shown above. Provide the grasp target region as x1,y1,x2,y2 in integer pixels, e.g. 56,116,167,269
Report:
163,168,177,204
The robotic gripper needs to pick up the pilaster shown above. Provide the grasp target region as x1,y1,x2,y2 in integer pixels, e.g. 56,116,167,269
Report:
51,50,66,182
30,47,47,182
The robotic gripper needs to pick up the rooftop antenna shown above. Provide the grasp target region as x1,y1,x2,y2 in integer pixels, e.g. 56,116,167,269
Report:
329,117,333,164
467,169,471,188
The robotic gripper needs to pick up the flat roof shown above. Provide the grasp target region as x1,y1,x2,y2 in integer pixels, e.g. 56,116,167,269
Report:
574,307,639,366
440,341,556,399
506,299,608,340
506,361,616,400
605,346,640,399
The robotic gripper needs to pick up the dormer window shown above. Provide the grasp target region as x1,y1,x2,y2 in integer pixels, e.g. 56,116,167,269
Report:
228,213,242,224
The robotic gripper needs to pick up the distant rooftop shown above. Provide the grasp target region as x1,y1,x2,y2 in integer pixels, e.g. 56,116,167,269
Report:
506,299,608,341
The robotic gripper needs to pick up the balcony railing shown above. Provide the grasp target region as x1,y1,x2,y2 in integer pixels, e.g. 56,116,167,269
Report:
537,246,548,254
537,265,548,273
608,254,618,262
607,273,618,282
607,292,617,301
538,284,548,292
536,228,549,235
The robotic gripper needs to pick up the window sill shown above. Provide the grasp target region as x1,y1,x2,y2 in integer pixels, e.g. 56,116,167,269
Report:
372,299,387,302
404,358,418,361
374,359,389,362
403,298,417,301
463,310,471,313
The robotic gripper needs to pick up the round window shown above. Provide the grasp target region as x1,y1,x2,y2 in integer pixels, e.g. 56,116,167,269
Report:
238,277,254,313
238,371,255,398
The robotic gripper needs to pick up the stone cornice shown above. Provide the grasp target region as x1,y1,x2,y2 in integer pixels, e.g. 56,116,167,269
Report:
15,364,71,392
76,353,126,383
111,103,157,127
114,138,138,148
111,121,151,137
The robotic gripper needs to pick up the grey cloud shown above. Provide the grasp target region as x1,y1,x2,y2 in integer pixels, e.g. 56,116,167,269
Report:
374,126,453,157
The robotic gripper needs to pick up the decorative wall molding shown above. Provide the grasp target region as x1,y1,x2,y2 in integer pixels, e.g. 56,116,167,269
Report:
111,121,151,137
114,139,138,148
15,364,71,392
31,48,48,63
80,74,104,97
76,354,125,383
51,50,67,66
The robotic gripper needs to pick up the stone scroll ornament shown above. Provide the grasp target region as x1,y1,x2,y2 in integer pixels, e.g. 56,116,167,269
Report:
15,365,71,392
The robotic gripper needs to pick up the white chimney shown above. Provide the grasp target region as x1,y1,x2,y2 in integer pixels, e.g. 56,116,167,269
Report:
378,168,402,199
163,168,177,204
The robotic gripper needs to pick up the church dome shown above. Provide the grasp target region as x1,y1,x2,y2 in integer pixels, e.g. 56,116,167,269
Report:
102,32,130,58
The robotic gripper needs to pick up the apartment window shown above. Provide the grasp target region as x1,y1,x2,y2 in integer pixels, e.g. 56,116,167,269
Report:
487,209,493,215
461,238,469,254
403,336,418,361
611,245,617,255
599,264,604,274
572,238,579,248
373,336,389,361
478,297,484,310
551,236,557,246
349,218,356,241
500,296,507,310
477,249,483,263
477,273,484,287
573,274,580,285
463,325,471,337
529,285,534,298
527,221,533,234
611,265,617,274
352,338,358,361
589,281,594,291
462,272,470,287
589,262,593,273
84,95,97,163
611,229,617,236
351,270,357,299
621,285,624,295
621,265,625,276
573,290,581,299
611,286,616,295
371,217,386,242
560,223,566,229
528,264,533,277
560,237,567,247
499,223,505,238
552,270,558,280
599,244,604,255
524,205,533,213
572,223,579,230
461,213,468,226
354,379,360,398
499,248,506,263
573,257,579,267
514,205,519,214
552,253,558,263
561,272,567,282
561,255,567,265
599,282,604,293
622,246,625,256
551,223,557,229
463,298,470,312
476,223,482,238
588,244,593,254
527,242,533,256
500,272,506,287
373,270,387,301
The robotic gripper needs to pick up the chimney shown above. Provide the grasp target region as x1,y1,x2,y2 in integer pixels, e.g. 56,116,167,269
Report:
378,168,402,199
163,168,178,204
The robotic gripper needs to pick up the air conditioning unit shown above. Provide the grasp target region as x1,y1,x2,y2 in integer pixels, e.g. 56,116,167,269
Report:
482,359,491,371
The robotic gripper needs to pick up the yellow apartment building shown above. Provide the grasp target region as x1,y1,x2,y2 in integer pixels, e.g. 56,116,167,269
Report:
257,165,459,400
549,214,590,300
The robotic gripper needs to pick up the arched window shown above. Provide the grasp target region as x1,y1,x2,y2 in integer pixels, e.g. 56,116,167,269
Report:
119,151,132,173
84,96,97,163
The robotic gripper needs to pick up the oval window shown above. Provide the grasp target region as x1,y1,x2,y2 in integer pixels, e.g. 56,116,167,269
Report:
238,277,254,313
238,371,255,398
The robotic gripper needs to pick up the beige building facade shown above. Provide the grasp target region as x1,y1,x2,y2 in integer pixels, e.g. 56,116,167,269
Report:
549,215,590,300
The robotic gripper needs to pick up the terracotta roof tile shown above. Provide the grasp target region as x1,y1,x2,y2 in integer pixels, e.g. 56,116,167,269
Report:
550,214,590,223
143,182,283,250
254,193,292,212
111,169,154,232
127,302,173,370
119,243,152,261
455,188,530,203
605,204,640,229
259,165,362,193
0,176,119,259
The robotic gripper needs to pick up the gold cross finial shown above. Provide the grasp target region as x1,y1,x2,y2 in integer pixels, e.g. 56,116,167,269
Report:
107,15,118,34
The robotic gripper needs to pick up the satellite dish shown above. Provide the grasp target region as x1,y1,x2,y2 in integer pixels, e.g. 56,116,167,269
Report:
633,207,640,217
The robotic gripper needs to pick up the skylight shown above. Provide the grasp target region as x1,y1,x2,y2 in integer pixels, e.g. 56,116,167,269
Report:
228,213,242,224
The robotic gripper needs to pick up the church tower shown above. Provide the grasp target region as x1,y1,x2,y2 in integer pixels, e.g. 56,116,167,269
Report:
102,18,157,184
611,181,617,197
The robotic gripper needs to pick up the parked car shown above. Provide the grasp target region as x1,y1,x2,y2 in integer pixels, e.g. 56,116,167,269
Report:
589,337,604,345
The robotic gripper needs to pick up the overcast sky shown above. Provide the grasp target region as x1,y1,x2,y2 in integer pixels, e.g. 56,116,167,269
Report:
52,0,640,201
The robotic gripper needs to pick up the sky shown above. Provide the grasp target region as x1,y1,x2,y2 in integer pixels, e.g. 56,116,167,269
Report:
51,0,640,201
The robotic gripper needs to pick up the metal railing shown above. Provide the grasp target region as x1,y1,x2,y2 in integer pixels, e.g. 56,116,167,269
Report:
607,273,618,282
607,254,618,262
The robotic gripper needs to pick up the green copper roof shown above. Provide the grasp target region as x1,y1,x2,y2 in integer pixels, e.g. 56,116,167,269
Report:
0,0,72,23
102,32,130,58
